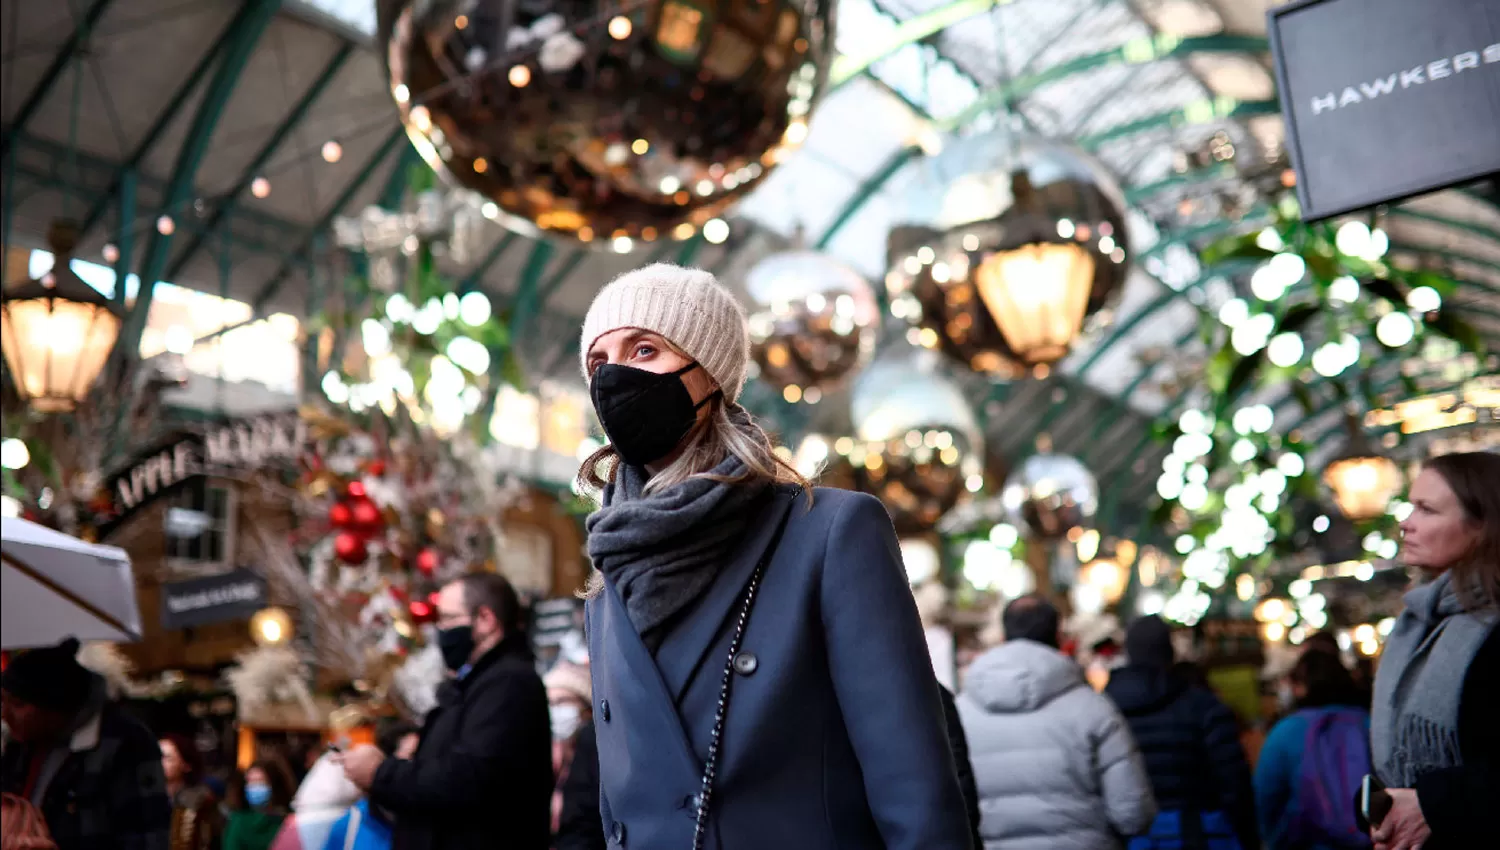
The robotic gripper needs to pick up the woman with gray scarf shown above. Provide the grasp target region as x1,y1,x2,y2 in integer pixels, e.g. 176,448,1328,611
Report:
576,264,973,850
1368,451,1499,850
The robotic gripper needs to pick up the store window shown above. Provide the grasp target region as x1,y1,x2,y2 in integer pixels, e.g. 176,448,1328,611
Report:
164,479,237,570
28,250,301,395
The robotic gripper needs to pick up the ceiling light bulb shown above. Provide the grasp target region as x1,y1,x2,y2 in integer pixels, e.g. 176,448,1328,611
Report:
250,176,271,198
322,140,343,163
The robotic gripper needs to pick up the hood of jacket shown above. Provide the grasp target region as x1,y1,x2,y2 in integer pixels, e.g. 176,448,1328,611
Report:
964,639,1084,713
292,753,361,814
1104,664,1187,716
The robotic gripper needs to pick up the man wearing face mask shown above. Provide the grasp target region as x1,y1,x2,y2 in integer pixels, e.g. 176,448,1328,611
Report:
339,573,551,850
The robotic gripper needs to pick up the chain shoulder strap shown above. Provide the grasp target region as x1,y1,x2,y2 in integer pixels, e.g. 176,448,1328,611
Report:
690,488,798,849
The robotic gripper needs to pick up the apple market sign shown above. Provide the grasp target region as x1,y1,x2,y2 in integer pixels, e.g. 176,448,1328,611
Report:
1268,0,1500,219
99,414,309,538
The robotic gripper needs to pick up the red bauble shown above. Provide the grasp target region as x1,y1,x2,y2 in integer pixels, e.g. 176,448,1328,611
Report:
347,481,367,498
415,548,440,576
334,532,368,564
367,459,387,477
409,600,432,620
427,591,441,607
349,498,384,536
328,502,353,528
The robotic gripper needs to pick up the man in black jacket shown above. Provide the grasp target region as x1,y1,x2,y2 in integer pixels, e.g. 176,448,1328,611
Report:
342,573,552,850
1,637,171,850
1104,616,1258,850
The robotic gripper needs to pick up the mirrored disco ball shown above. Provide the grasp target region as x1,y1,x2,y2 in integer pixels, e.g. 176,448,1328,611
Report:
379,0,836,245
1001,453,1099,541
798,429,980,536
885,131,1131,370
847,356,984,533
745,250,879,401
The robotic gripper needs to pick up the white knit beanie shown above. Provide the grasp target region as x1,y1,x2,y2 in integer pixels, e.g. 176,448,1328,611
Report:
579,263,751,402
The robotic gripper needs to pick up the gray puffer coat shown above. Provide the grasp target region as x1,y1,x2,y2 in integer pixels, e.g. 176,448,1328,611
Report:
957,640,1156,850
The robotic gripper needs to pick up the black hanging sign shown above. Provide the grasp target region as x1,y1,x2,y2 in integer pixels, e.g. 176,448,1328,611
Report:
97,413,309,539
160,568,268,630
1267,0,1500,220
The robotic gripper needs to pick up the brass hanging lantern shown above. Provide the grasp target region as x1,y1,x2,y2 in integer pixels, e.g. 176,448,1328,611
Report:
1,220,124,412
1322,412,1404,521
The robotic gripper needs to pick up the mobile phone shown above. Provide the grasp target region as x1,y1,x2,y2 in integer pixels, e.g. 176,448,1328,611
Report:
1361,775,1393,826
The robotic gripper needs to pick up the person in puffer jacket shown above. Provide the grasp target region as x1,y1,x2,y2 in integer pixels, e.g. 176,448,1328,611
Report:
957,595,1156,849
1104,616,1258,850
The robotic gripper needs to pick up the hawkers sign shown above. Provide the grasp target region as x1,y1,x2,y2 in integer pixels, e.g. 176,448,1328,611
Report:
1268,0,1500,220
98,414,308,538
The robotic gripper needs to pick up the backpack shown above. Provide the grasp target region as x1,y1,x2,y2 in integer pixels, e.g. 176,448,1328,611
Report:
1286,708,1373,849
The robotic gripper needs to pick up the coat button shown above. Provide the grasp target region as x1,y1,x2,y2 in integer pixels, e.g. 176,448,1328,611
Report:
733,652,758,676
610,821,626,844
599,699,611,722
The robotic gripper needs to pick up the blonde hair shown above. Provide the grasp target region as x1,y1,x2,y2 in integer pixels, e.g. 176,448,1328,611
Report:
576,396,811,598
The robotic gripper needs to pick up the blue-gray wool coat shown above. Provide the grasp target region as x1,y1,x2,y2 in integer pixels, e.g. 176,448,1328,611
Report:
585,486,973,850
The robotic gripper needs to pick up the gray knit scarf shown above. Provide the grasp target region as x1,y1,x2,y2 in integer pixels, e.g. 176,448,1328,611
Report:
586,455,769,651
1371,570,1496,787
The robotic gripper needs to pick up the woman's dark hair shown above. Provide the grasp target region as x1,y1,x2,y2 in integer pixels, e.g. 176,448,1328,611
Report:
375,719,420,757
1422,452,1500,611
227,758,295,812
160,732,202,780
1291,648,1364,709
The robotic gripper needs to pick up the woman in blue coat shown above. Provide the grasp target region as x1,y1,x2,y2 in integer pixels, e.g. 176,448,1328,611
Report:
576,263,973,850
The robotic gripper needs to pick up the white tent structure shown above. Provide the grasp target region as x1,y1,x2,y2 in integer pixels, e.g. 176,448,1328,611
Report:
1,518,142,649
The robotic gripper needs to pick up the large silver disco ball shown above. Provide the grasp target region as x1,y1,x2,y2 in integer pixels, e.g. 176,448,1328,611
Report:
379,0,836,245
1001,453,1099,541
847,355,985,533
886,132,1131,370
745,250,879,402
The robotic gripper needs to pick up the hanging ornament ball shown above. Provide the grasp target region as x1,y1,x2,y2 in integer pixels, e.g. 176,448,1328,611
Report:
416,548,440,576
348,480,367,498
349,498,385,537
367,459,387,477
886,132,1130,371
408,600,433,621
378,0,835,245
328,502,353,529
334,531,369,565
1001,453,1099,541
745,251,880,400
842,357,986,534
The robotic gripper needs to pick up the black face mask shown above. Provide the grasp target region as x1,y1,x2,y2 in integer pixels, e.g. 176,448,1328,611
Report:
436,625,475,672
590,363,718,467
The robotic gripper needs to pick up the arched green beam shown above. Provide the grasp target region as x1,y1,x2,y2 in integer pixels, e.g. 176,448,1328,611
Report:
250,126,406,313
1386,245,1500,288
77,5,263,241
815,145,918,250
939,35,1270,132
458,232,521,294
379,143,425,211
829,0,1004,88
1389,208,1500,244
164,42,354,283
506,241,557,344
1076,99,1279,149
122,0,283,357
1124,163,1240,204
1079,324,1201,449
0,0,120,157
